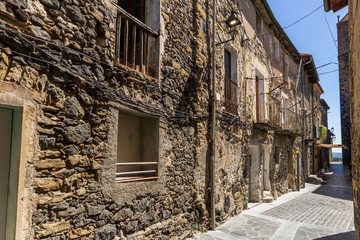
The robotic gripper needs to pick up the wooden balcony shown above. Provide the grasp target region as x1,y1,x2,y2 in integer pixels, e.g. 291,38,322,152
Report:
254,95,281,130
224,76,238,115
280,109,302,135
114,4,159,77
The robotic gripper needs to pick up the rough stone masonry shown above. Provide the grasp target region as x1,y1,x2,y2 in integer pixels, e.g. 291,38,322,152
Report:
0,0,321,239
0,0,251,239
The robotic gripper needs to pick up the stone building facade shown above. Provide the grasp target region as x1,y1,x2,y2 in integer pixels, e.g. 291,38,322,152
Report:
319,99,331,171
0,0,321,239
301,53,326,177
337,14,351,166
324,0,359,238
349,0,360,238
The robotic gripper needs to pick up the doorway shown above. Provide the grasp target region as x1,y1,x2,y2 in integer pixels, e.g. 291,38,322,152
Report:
255,70,265,122
248,145,261,202
0,106,22,239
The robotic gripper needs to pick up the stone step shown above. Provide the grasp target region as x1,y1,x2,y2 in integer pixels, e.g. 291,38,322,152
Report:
262,196,274,203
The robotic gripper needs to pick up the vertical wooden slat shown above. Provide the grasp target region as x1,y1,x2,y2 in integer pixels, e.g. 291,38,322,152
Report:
145,33,149,74
115,14,122,64
124,19,129,66
132,25,137,69
140,29,144,72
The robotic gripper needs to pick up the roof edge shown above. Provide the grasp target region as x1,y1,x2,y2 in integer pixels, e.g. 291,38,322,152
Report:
254,0,302,61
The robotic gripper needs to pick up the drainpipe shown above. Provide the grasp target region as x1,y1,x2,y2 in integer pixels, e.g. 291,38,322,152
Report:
301,62,306,188
295,60,302,191
312,85,315,173
210,0,216,230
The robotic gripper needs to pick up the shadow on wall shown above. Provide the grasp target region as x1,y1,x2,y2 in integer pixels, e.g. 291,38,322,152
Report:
314,231,357,240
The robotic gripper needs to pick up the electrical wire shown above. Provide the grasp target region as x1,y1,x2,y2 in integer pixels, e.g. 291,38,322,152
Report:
0,26,213,119
0,22,160,88
0,45,208,120
315,62,338,69
0,24,212,119
318,69,339,75
283,4,324,29
325,17,338,50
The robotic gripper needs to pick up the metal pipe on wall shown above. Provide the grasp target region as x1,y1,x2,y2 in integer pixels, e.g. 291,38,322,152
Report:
296,59,302,191
301,62,306,188
210,0,216,230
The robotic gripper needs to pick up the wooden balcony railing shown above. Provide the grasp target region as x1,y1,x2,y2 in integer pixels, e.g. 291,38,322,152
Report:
254,95,281,129
114,4,159,77
224,76,238,114
267,95,282,127
283,109,301,134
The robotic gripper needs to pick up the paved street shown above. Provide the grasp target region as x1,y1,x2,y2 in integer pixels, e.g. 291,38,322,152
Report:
191,163,356,240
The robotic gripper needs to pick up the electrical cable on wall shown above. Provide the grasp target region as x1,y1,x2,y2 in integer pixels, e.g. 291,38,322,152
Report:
0,44,208,120
0,22,160,88
0,26,212,119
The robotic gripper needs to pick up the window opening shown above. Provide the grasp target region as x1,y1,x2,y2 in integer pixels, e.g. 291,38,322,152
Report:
116,112,159,183
283,57,289,81
224,49,238,114
115,0,159,77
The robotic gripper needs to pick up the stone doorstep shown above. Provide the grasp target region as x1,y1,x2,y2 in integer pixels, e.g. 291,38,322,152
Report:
247,202,262,209
262,196,274,203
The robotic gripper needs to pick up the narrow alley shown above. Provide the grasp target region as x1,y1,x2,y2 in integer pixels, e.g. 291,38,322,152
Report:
1,0,359,239
192,163,355,240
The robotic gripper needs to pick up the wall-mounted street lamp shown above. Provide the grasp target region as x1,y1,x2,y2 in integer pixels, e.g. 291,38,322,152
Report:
216,12,242,46
210,5,242,231
225,11,242,28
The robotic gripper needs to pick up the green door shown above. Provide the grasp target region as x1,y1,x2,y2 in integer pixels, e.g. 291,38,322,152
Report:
0,105,22,240
0,107,13,239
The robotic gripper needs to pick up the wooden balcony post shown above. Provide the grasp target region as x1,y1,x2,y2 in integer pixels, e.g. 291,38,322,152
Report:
124,19,129,66
113,3,159,76
140,29,144,72
145,33,149,74
132,25,137,69
115,14,122,63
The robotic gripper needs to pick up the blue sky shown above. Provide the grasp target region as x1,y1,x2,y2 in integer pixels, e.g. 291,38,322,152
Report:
267,0,348,153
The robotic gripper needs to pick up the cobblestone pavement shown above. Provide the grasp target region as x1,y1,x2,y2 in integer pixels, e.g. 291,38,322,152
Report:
191,163,356,240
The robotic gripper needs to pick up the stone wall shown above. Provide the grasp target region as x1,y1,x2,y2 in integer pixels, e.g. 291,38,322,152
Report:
0,0,319,239
0,0,258,238
0,0,213,238
349,1,360,238
337,17,351,166
270,134,298,197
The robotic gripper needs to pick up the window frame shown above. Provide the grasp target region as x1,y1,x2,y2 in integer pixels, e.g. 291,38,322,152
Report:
224,48,238,115
116,110,160,183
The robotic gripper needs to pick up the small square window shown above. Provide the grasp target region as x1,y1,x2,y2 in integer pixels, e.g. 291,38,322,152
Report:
274,39,280,61
116,112,159,183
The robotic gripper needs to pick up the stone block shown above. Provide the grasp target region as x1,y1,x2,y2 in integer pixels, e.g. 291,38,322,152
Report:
69,226,94,239
30,25,51,41
67,154,90,167
63,124,91,144
0,52,9,81
4,61,22,83
38,191,72,205
64,96,85,119
113,208,133,222
35,159,66,169
37,220,70,238
35,177,63,192
88,5,104,22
